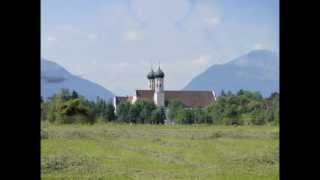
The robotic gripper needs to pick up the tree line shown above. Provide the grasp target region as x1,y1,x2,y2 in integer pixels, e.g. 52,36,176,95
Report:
167,90,279,125
41,89,279,125
41,89,165,124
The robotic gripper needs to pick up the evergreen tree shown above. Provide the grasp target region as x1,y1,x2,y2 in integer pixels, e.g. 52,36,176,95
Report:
221,90,226,96
116,101,131,122
237,89,245,96
105,103,115,122
71,90,79,99
59,89,72,101
159,107,166,124
227,90,233,96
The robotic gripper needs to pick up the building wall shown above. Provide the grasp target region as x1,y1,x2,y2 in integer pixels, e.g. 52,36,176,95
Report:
154,91,165,107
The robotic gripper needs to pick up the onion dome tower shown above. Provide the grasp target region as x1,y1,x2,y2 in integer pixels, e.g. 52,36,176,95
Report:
154,67,165,79
147,68,155,90
154,65,165,107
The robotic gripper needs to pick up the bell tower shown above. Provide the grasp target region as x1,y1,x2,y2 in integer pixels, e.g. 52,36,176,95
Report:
154,65,165,107
147,67,155,90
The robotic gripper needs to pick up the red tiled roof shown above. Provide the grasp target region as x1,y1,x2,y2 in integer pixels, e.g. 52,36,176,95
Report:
136,90,154,103
115,96,132,104
135,90,215,107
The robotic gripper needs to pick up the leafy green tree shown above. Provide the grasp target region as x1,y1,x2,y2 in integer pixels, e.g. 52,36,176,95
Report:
58,98,95,124
150,108,160,124
159,107,166,124
223,104,241,125
128,103,141,123
44,89,95,124
137,100,156,123
150,107,165,124
105,103,115,122
237,89,245,96
116,101,131,123
94,97,107,118
41,101,49,121
167,99,185,121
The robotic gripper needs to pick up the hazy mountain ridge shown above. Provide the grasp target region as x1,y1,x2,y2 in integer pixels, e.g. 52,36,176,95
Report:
41,59,114,101
184,50,279,97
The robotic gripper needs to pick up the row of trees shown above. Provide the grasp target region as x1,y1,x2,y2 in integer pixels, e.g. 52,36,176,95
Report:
116,100,166,124
41,89,279,125
167,90,279,125
41,89,166,124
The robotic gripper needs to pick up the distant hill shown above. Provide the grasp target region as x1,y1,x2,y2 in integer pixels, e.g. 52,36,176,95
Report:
184,50,279,97
41,59,114,101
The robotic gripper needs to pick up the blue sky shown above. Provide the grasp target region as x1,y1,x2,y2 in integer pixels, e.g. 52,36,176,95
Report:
41,0,279,96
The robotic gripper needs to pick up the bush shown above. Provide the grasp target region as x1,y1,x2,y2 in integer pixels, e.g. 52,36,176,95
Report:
43,91,95,124
150,107,165,124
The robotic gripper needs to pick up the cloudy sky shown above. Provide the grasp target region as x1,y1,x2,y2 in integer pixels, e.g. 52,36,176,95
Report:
41,0,279,96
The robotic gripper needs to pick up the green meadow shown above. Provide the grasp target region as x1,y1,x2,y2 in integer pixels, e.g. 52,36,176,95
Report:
41,123,279,180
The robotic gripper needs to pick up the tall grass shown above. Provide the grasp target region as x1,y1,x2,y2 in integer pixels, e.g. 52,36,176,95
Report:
41,123,279,180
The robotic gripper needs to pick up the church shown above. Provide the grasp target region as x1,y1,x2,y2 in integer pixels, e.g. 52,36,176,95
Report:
113,66,216,111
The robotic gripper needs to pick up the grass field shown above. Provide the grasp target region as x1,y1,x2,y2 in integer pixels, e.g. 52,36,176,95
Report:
41,123,279,180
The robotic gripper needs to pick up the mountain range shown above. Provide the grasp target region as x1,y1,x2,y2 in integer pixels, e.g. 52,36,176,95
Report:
184,49,279,97
42,49,278,100
41,59,114,101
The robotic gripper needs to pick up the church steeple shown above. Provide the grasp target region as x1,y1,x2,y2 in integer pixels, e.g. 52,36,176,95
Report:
154,63,165,107
147,64,155,90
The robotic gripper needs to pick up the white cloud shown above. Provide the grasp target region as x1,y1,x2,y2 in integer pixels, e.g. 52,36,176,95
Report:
192,55,211,65
203,17,220,30
252,43,264,50
131,0,190,23
88,33,97,40
123,30,144,41
117,62,130,67
91,60,97,65
47,36,56,41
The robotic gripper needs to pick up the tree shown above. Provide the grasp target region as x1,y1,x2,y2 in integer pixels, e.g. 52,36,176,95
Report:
71,90,79,99
44,89,96,124
136,100,156,123
128,103,141,123
221,90,226,96
41,101,49,121
105,103,115,122
159,107,166,124
227,91,233,96
237,89,245,96
58,89,72,101
268,92,279,100
224,104,242,125
58,98,95,124
116,101,131,123
150,107,165,124
150,109,160,124
167,99,184,121
94,97,107,118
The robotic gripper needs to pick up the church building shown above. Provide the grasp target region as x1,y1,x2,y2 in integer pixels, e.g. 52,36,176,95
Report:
113,66,216,112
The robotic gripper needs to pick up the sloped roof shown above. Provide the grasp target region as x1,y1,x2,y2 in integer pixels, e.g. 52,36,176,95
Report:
135,90,215,107
114,96,133,104
136,90,154,103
